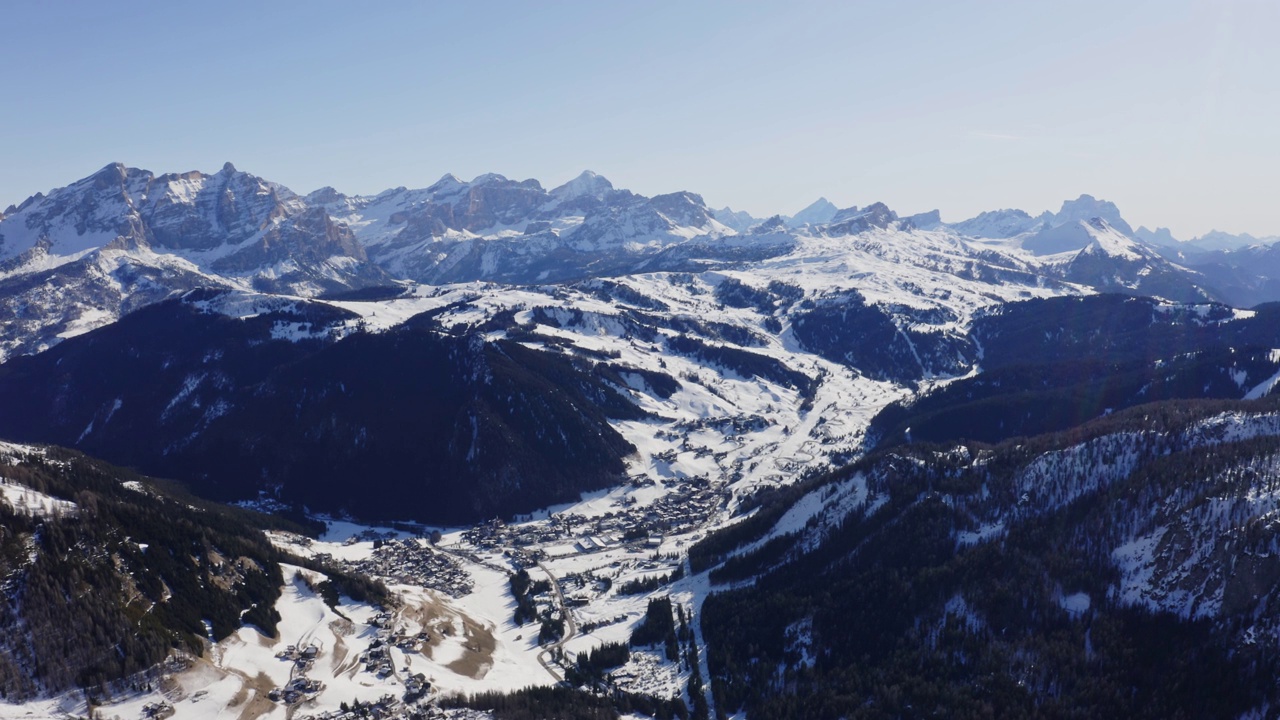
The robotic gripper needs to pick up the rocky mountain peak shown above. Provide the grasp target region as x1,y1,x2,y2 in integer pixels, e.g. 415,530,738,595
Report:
1055,193,1132,235
1134,226,1179,248
903,209,943,230
823,202,899,235
861,201,898,226
749,215,790,234
427,173,465,196
1085,216,1113,232
1188,230,1280,252
949,207,1039,238
713,206,759,232
306,186,347,205
649,191,712,227
87,162,133,193
11,192,43,214
788,197,840,226
550,170,615,201
155,169,207,185
470,172,510,186
828,204,864,225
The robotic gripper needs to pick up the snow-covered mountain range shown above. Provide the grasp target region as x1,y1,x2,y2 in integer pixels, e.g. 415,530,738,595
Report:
0,162,1246,362
4,161,1276,527
7,163,1280,718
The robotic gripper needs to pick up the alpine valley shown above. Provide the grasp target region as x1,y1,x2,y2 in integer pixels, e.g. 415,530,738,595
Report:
4,164,1280,719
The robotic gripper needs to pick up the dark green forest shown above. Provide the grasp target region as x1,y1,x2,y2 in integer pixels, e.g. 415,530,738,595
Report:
0,445,368,700
696,396,1280,718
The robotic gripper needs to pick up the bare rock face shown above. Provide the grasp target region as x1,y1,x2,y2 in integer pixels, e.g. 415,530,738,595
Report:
0,163,319,259
143,163,304,251
0,163,393,361
375,175,550,243
649,191,714,228
318,171,726,284
458,176,547,231
822,201,900,235
212,207,366,273
0,162,347,259
0,163,146,258
211,207,391,293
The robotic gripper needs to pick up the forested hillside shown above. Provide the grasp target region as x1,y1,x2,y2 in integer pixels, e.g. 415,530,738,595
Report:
0,293,638,523
0,444,333,700
698,396,1280,718
870,295,1280,446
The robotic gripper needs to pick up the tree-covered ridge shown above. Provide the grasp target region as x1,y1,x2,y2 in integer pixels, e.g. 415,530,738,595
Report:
870,294,1280,446
699,396,1280,718
0,295,640,523
0,446,301,700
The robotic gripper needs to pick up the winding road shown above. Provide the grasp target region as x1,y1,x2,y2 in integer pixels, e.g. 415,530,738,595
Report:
534,560,578,682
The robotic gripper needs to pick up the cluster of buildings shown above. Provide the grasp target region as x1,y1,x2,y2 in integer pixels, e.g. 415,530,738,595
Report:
266,611,432,716
557,570,614,607
629,476,726,537
267,644,325,704
275,642,321,670
324,539,474,597
457,477,726,559
267,676,323,705
140,701,174,718
295,704,492,720
358,609,430,679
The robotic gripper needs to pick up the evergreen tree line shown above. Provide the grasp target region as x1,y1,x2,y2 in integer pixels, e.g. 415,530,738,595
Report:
439,685,687,720
614,563,684,595
0,447,352,699
696,398,1280,719
509,568,549,625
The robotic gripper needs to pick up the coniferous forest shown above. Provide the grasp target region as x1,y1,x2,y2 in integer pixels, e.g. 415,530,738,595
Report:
696,395,1280,718
0,446,351,700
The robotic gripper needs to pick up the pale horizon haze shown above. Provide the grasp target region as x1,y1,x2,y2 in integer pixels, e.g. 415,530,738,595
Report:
4,0,1279,239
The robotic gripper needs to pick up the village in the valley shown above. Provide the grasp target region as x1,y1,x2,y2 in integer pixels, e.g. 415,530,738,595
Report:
103,468,737,720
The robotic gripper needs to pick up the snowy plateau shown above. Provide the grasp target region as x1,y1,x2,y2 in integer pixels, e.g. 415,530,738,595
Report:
3,164,1280,719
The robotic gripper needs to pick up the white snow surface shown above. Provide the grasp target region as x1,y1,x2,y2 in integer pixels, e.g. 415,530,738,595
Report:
0,480,76,518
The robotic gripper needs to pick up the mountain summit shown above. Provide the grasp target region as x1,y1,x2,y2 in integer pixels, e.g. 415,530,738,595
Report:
1054,193,1133,235
550,170,616,201
787,197,839,226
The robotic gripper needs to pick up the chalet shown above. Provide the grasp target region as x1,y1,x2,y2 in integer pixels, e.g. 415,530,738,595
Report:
403,672,430,700
141,702,174,719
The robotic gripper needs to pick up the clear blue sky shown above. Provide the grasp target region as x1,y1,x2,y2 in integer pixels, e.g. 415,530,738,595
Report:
4,0,1279,238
